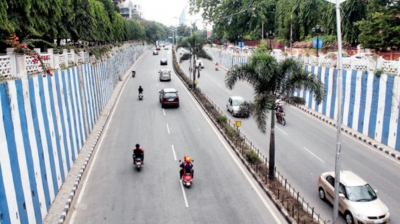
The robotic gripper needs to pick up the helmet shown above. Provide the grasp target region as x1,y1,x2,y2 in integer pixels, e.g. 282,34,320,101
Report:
186,157,191,162
135,144,140,148
139,86,142,88
184,155,189,161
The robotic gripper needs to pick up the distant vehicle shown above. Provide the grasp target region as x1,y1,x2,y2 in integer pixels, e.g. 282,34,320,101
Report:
164,46,169,50
318,171,390,224
195,60,204,69
271,49,283,56
160,58,168,65
226,96,248,117
156,46,161,50
153,51,158,55
159,69,171,81
159,88,179,108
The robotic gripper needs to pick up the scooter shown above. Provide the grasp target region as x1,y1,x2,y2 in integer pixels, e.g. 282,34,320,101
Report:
277,113,286,126
179,159,194,187
132,70,136,78
133,157,143,171
139,93,143,100
215,66,218,71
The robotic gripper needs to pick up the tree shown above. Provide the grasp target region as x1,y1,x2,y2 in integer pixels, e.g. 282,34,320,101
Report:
177,32,212,89
225,52,324,181
0,0,13,35
355,0,400,49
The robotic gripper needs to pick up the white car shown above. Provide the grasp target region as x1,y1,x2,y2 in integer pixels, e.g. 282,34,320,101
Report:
195,60,204,69
226,96,248,117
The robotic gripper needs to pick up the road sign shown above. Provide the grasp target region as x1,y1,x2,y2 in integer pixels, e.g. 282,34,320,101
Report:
238,42,245,48
194,80,198,84
235,121,241,127
313,38,323,49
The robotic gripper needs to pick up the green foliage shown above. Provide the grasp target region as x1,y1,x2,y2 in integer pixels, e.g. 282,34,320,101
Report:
217,116,227,123
355,0,400,49
374,68,384,77
246,152,260,163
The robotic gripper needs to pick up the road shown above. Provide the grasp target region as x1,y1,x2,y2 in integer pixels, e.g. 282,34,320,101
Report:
177,49,400,223
65,47,287,224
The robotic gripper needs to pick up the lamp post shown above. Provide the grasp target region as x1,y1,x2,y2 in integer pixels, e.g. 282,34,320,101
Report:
267,30,275,50
312,25,324,57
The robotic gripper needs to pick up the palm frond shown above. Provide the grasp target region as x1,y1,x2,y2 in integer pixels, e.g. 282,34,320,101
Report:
179,53,191,63
196,48,212,60
238,101,254,118
283,70,325,105
252,95,274,133
225,63,259,90
282,96,306,105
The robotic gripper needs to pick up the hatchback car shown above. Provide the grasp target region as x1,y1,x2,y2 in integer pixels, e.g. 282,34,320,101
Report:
318,171,390,224
159,88,179,108
226,96,248,117
164,47,169,50
156,46,160,50
160,58,168,65
195,60,204,68
153,51,158,55
159,69,171,81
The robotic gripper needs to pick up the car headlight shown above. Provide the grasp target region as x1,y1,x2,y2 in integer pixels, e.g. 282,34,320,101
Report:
355,211,367,220
384,204,390,216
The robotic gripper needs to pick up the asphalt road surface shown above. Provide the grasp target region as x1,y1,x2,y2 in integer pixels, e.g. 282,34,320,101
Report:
177,49,400,223
65,47,287,224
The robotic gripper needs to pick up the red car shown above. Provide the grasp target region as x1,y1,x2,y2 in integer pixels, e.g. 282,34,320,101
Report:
156,46,161,50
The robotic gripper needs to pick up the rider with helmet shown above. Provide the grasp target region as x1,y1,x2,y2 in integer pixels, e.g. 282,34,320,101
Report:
275,104,284,121
133,144,144,164
180,156,194,179
138,86,143,94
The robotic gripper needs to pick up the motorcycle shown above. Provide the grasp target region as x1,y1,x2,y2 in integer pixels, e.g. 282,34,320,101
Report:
132,70,136,78
215,65,219,71
277,112,286,126
139,93,143,100
133,157,143,171
179,160,194,188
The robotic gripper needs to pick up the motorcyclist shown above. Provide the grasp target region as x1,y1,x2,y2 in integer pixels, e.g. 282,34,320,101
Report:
133,144,144,164
275,105,284,121
215,62,219,67
138,86,143,95
180,156,193,179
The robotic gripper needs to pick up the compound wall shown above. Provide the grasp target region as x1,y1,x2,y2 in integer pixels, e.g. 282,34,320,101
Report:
0,45,147,224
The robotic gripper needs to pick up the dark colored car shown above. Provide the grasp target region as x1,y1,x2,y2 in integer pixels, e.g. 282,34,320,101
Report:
153,51,158,55
159,88,179,108
160,58,168,65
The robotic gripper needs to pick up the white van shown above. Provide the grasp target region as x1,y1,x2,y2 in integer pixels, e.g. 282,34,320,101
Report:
195,60,204,69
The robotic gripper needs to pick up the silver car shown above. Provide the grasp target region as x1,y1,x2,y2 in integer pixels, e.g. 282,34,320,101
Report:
159,69,171,81
226,96,248,117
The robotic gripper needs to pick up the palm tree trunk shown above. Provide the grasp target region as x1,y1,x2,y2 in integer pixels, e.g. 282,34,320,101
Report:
269,107,275,181
193,58,196,89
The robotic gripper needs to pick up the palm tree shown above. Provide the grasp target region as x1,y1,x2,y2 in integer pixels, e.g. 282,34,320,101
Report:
176,32,212,89
225,52,325,181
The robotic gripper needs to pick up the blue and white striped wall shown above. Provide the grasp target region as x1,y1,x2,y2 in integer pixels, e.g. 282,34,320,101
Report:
296,65,400,151
0,46,146,224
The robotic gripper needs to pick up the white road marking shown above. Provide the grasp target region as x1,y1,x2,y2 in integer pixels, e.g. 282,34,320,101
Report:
177,70,283,224
171,145,177,161
157,83,159,87
166,123,170,134
276,127,288,135
302,147,325,163
69,60,133,224
163,109,166,116
179,180,189,207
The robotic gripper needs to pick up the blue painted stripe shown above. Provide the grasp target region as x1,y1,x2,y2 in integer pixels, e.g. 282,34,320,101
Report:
28,77,51,208
315,67,322,112
330,69,338,119
100,63,106,110
38,75,59,196
368,74,380,138
347,71,358,128
304,65,308,102
322,68,329,115
358,72,369,133
68,69,82,153
61,70,76,162
15,80,42,222
308,66,315,108
382,76,394,145
92,64,100,119
72,67,85,148
87,64,97,124
341,70,347,122
76,66,87,141
82,65,93,133
0,163,11,224
54,73,71,171
0,82,29,224
86,64,95,131
46,74,65,182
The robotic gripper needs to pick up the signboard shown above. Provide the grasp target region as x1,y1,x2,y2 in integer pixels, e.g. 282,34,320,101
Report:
235,121,241,127
214,40,219,45
223,41,229,47
238,42,245,48
313,38,323,49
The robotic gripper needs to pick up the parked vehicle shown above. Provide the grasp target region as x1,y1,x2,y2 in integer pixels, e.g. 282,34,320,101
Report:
159,88,179,108
159,69,171,81
318,170,390,224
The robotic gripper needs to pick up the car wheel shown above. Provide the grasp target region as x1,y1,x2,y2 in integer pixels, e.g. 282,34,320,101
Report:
345,212,354,224
318,188,326,201
226,105,229,111
161,103,164,108
176,104,179,108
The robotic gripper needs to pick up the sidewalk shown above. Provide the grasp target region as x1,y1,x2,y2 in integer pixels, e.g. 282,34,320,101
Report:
42,50,149,224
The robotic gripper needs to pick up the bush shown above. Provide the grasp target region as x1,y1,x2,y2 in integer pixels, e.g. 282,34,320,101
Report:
217,115,227,123
246,152,260,164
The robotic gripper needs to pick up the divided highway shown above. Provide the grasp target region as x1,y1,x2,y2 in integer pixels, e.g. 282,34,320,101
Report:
65,47,287,223
178,50,400,223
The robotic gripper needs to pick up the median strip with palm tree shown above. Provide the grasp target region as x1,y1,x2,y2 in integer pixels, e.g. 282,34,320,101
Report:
225,52,325,181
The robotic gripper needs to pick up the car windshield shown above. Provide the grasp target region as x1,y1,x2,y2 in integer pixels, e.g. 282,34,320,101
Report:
165,93,177,98
346,184,377,202
233,99,244,106
162,71,169,74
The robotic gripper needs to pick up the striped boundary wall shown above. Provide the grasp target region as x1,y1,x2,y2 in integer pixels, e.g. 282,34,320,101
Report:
295,65,400,152
0,45,146,224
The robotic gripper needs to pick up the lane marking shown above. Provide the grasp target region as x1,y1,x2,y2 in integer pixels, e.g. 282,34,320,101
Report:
179,180,189,207
175,69,283,223
302,147,325,163
171,145,177,161
157,83,159,87
69,57,133,224
276,127,288,135
166,123,170,134
163,109,166,116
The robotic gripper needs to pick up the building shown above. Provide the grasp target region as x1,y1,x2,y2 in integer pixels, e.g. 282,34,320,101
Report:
120,4,142,20
179,5,187,25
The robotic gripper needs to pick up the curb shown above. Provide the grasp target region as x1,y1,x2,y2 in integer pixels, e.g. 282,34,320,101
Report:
57,48,149,224
295,105,400,161
173,51,294,224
